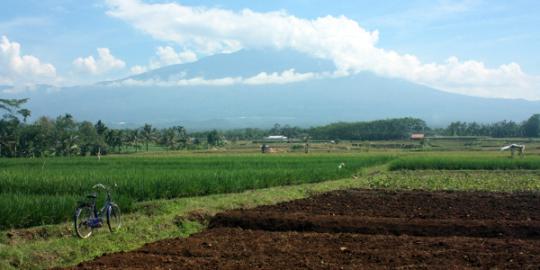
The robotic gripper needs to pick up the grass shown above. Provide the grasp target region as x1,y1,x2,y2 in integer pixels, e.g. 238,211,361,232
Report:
2,167,540,269
368,170,540,191
0,153,393,229
389,155,540,170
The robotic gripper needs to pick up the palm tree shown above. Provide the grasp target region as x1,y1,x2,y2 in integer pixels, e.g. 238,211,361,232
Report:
0,98,28,115
17,109,31,123
126,129,141,152
142,123,153,151
160,128,177,150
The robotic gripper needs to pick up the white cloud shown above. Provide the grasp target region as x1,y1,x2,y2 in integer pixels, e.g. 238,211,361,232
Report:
0,35,57,87
105,0,540,100
243,69,317,85
73,48,126,75
110,69,321,87
130,46,197,74
152,46,197,68
130,65,147,75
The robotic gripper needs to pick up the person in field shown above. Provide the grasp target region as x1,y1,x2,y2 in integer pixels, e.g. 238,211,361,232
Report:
500,144,525,157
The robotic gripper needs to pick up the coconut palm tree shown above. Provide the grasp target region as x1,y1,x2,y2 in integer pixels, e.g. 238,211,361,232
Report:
142,123,154,151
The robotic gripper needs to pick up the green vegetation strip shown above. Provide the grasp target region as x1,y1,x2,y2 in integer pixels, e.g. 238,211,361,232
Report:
0,154,392,229
2,168,540,270
369,170,540,191
389,155,540,170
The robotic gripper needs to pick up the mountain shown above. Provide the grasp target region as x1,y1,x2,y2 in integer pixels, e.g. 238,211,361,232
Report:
120,49,335,82
5,49,540,130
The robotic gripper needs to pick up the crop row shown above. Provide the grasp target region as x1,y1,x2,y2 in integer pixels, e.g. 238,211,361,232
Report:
389,155,540,170
367,170,540,192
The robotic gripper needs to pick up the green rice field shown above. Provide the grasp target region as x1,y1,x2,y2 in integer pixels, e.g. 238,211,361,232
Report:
0,154,392,229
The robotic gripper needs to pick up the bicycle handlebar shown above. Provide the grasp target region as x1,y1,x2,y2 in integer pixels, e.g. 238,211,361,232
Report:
92,183,109,190
92,183,118,190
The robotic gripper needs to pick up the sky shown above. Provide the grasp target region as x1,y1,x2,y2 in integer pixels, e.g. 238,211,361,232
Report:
1,0,539,100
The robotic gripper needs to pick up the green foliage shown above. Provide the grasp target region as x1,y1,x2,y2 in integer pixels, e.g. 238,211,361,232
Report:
389,155,540,170
523,114,540,138
0,98,28,116
141,123,154,151
159,126,188,150
309,117,427,140
4,112,540,159
444,120,523,137
368,170,540,192
0,154,392,229
206,129,223,146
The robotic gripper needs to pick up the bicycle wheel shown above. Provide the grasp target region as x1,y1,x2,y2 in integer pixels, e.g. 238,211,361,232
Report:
74,206,93,238
106,203,121,233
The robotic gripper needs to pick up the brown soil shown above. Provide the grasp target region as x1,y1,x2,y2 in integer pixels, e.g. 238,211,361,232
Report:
66,189,540,269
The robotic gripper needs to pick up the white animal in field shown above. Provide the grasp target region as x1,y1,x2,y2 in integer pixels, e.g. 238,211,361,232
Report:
500,144,525,157
338,162,346,169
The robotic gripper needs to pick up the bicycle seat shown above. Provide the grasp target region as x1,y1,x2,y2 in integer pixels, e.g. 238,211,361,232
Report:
86,193,97,199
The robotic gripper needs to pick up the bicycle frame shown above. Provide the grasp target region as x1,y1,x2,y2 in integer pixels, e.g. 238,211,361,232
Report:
75,183,121,239
84,191,114,229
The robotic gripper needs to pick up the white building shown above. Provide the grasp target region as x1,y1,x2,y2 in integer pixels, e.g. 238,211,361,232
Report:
264,135,288,141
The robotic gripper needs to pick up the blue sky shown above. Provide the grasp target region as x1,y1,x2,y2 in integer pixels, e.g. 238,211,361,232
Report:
1,0,539,99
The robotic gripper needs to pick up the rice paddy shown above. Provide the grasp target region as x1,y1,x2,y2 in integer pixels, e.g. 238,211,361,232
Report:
0,154,392,229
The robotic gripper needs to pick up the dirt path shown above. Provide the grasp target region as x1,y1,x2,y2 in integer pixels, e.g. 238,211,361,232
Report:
66,189,540,269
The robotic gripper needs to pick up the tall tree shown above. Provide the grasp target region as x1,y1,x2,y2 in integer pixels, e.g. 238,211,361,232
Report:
78,121,98,156
125,129,141,152
95,120,107,136
0,98,29,156
105,129,123,153
207,129,223,146
142,123,154,151
17,109,31,123
54,114,78,156
523,114,540,138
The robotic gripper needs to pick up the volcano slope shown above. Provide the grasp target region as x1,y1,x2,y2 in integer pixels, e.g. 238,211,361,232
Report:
68,189,540,269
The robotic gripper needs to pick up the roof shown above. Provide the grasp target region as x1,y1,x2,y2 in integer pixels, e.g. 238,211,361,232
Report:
265,135,288,140
410,133,425,139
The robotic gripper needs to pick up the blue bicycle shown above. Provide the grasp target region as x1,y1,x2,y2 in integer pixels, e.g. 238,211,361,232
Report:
74,183,122,238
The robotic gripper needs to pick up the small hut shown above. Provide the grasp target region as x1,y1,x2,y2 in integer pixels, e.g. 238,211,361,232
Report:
410,133,425,140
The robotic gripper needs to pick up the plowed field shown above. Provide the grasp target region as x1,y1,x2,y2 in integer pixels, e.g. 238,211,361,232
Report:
67,189,540,269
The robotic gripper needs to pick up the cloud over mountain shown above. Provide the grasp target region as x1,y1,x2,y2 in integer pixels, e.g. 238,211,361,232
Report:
130,46,197,74
73,48,126,75
105,0,540,100
112,69,321,87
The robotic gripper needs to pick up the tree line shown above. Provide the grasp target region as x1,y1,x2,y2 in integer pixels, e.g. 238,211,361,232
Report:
0,99,224,157
191,118,428,142
441,115,540,138
1,98,539,157
216,116,540,140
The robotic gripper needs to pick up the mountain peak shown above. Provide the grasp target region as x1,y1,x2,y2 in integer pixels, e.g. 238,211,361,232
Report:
124,49,336,82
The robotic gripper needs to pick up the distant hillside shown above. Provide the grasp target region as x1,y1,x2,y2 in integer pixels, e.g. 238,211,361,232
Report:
120,49,335,82
5,50,540,130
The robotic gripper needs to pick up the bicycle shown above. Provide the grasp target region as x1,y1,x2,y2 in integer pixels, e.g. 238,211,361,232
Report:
74,183,122,238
